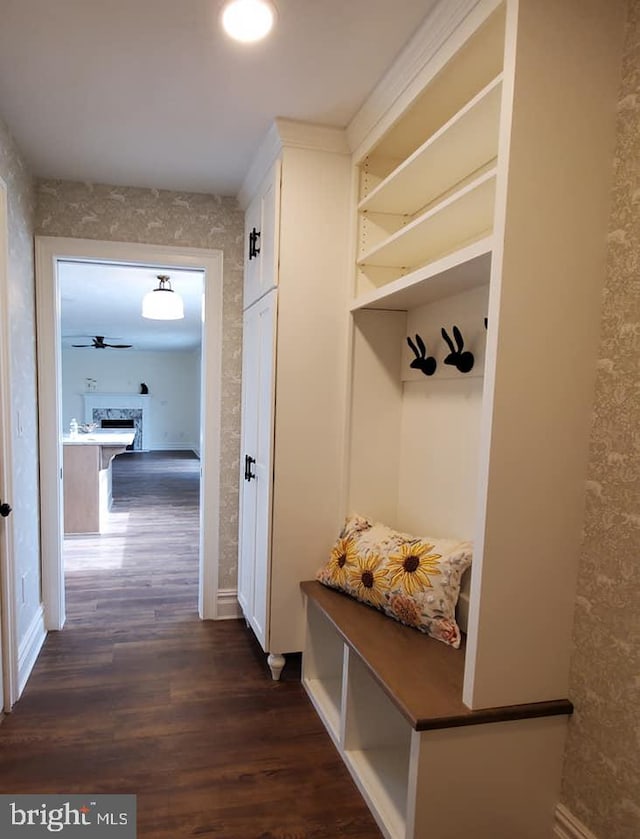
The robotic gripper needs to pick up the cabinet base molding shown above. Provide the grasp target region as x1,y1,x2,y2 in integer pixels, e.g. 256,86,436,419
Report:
554,804,598,839
216,588,242,620
18,604,46,697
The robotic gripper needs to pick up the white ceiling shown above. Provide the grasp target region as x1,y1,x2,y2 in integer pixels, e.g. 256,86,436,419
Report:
59,261,204,352
3,0,439,350
0,0,438,195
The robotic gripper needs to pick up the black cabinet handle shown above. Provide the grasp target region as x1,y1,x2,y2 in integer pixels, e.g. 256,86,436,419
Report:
244,455,256,481
248,228,261,260
0,501,12,517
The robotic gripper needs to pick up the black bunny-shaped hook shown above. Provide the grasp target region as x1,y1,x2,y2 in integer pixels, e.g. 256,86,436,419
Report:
441,325,474,373
407,334,437,376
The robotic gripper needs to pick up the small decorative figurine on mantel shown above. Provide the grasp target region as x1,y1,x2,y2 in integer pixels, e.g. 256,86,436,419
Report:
140,382,149,394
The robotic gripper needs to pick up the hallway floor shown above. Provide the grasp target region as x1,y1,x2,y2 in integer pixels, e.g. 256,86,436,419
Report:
0,452,380,838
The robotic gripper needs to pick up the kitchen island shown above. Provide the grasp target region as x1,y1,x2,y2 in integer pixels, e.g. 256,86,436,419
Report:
63,431,135,535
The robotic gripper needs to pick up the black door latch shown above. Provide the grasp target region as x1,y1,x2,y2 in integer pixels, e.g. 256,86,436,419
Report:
249,228,261,260
244,455,256,482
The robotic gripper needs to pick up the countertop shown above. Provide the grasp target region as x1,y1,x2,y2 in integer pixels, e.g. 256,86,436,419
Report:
62,431,136,447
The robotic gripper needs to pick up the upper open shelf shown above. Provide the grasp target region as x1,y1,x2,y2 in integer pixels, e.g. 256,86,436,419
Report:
365,5,506,165
359,75,502,218
358,168,496,273
351,238,493,312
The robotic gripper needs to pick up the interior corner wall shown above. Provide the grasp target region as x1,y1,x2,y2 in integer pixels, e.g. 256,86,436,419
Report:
560,1,640,836
61,349,202,451
35,180,245,591
0,116,41,649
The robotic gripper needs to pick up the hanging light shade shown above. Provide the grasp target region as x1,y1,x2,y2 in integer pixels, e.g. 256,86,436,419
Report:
142,275,184,320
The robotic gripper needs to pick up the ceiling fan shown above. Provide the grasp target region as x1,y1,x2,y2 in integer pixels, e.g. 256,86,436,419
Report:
70,336,132,349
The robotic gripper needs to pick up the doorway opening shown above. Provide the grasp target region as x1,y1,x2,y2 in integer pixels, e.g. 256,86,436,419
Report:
58,258,205,626
36,237,224,631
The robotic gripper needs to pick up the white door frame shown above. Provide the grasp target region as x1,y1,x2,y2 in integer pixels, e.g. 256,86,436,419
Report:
35,236,223,630
0,176,19,709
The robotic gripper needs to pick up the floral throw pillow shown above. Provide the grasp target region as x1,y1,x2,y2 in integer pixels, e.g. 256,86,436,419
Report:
316,514,472,648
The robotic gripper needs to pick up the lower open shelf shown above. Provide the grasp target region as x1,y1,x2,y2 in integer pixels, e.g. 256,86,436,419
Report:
343,746,409,839
301,596,345,742
302,675,341,743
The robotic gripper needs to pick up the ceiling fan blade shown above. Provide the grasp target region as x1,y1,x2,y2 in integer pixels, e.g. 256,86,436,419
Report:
69,335,131,348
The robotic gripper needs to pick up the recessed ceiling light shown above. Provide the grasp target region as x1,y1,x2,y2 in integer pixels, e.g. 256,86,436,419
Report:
221,0,276,43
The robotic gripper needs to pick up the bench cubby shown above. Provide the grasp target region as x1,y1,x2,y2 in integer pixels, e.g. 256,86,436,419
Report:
302,581,573,839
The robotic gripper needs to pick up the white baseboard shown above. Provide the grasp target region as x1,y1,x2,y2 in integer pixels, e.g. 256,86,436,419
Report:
148,442,198,452
217,588,242,620
555,804,598,839
17,604,46,697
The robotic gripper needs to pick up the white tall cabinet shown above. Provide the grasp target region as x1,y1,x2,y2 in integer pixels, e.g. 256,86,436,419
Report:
238,289,277,653
237,120,352,679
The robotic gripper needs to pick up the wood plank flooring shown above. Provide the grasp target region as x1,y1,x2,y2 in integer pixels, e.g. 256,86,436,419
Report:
0,452,380,838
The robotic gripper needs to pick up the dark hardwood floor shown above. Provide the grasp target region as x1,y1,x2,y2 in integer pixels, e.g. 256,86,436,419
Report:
0,451,380,838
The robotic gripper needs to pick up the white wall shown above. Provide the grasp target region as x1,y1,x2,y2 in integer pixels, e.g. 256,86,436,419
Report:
62,349,201,451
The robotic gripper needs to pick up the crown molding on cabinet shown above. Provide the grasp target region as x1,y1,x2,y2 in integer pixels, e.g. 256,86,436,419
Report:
237,118,349,208
274,118,350,154
347,0,502,161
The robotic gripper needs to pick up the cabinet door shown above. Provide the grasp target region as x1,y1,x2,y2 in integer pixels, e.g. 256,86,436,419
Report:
237,290,277,649
243,160,281,309
243,191,262,310
237,303,259,622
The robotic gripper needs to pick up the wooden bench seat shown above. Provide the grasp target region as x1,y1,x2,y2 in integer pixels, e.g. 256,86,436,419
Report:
301,580,572,731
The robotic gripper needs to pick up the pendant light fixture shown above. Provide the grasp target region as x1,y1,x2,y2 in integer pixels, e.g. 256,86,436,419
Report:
221,0,277,43
142,275,184,320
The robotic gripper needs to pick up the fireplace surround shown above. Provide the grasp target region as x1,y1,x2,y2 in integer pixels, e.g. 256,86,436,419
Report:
83,394,149,451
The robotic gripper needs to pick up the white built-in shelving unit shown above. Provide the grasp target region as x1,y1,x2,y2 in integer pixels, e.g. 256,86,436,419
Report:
302,0,625,835
354,5,505,303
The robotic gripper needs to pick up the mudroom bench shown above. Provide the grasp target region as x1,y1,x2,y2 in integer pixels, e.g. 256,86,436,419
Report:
300,580,573,839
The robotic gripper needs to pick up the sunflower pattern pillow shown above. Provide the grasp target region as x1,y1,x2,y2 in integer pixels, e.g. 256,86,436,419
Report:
316,514,472,648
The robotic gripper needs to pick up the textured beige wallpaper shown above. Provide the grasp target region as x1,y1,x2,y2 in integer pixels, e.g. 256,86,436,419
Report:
0,116,41,643
560,2,640,836
35,179,245,591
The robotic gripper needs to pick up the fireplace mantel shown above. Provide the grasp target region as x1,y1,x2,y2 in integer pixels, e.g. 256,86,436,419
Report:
83,393,149,451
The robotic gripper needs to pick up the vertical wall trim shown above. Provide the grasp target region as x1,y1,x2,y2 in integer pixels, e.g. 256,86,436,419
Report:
0,175,19,709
